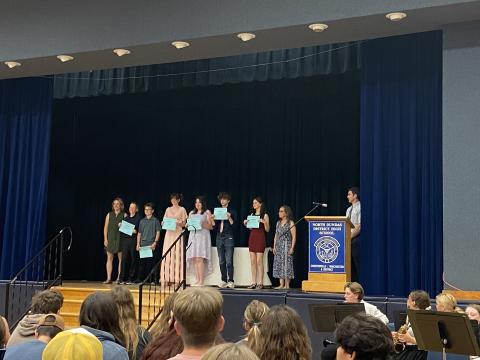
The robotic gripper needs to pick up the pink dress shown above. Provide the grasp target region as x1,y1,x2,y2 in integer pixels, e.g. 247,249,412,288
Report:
160,206,187,284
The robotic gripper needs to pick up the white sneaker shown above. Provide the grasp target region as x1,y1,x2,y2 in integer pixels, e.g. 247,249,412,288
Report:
218,281,227,288
226,281,235,289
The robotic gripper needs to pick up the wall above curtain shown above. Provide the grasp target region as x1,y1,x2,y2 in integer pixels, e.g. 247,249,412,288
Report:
53,42,361,99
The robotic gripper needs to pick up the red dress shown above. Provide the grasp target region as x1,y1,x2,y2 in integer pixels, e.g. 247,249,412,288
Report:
248,221,266,253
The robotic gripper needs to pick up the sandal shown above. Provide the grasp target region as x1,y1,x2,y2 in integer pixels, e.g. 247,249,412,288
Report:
247,283,257,289
256,284,264,290
103,280,112,284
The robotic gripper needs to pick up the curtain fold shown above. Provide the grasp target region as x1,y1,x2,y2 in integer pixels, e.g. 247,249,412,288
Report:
53,42,361,99
0,77,53,279
359,31,443,296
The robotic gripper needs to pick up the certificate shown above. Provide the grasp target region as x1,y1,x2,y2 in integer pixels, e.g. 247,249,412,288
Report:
139,246,153,259
214,207,228,220
162,217,177,231
246,215,260,229
119,220,135,236
187,215,202,231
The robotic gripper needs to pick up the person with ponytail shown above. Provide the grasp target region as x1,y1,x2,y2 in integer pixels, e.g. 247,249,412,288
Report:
111,286,152,360
435,293,464,313
240,300,270,349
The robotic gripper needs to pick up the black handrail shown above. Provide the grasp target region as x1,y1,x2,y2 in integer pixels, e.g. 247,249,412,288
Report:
138,228,188,329
6,227,73,330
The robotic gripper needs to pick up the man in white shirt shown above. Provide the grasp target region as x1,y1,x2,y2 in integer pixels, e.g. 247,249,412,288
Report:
344,281,389,324
346,187,361,281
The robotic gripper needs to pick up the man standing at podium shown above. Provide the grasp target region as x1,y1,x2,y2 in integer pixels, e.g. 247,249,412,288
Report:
346,187,361,281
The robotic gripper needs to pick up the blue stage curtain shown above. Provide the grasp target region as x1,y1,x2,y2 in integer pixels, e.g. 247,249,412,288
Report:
0,77,53,279
360,31,443,296
53,41,360,98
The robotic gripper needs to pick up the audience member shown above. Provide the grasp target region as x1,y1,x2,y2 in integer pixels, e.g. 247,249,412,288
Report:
79,291,129,360
465,304,480,323
42,328,103,360
201,343,259,360
169,287,224,360
435,293,463,313
344,282,389,324
7,289,64,348
5,314,64,360
0,316,10,359
111,286,152,360
240,300,269,348
150,292,179,338
336,313,393,360
251,304,311,360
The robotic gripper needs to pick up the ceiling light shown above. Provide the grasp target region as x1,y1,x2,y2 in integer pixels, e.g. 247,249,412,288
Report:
57,55,74,62
308,23,329,32
4,61,21,69
171,41,190,49
237,32,256,42
385,12,407,21
113,48,131,57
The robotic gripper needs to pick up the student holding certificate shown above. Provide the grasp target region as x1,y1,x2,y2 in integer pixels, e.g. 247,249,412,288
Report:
213,192,237,289
103,197,126,284
160,193,188,286
118,202,142,284
186,196,214,286
243,196,270,289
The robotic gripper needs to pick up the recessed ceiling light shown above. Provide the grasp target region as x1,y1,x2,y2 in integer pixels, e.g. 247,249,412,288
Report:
4,61,21,69
237,32,256,42
57,55,74,62
308,23,329,32
113,48,131,57
171,41,190,49
385,12,407,21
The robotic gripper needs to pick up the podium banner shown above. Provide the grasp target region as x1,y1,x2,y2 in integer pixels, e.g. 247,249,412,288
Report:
308,220,346,273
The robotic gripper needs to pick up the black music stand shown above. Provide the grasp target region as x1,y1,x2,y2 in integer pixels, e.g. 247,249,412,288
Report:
309,303,365,332
408,309,480,360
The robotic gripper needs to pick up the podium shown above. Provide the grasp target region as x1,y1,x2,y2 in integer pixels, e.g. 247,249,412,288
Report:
302,216,353,292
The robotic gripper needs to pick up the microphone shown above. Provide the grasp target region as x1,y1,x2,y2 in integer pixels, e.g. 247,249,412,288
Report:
313,202,328,207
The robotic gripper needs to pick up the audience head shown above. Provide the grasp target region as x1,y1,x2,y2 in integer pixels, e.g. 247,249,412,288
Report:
344,282,364,303
111,286,140,357
435,293,463,313
0,316,8,347
201,343,259,360
36,314,65,342
243,300,269,348
252,304,311,360
42,329,103,360
79,291,126,347
408,290,431,310
31,289,64,315
173,287,224,348
112,197,124,212
335,313,393,360
465,304,480,322
151,292,179,337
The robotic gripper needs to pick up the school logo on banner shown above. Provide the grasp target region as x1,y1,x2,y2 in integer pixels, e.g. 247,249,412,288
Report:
314,236,340,263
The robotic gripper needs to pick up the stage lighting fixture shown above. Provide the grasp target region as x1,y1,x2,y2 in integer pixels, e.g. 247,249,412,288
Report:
386,12,407,21
171,41,190,49
237,32,256,42
57,55,74,62
308,23,329,32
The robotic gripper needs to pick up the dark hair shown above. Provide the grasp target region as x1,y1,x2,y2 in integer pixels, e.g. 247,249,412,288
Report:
37,314,63,339
409,290,431,310
348,187,360,200
144,202,155,210
251,196,266,217
79,292,126,347
217,192,231,201
170,193,183,202
193,196,207,215
280,205,294,222
335,314,393,360
31,289,64,314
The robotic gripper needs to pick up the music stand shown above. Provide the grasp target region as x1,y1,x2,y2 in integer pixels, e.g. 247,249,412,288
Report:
408,309,480,360
309,303,365,332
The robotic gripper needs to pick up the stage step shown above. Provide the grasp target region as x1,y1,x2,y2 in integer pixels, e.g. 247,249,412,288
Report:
53,282,171,328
